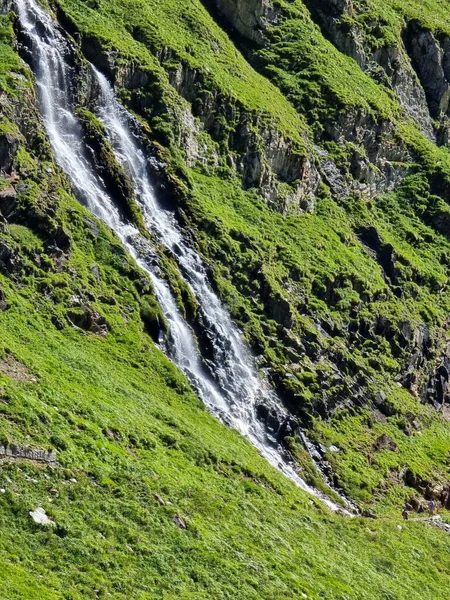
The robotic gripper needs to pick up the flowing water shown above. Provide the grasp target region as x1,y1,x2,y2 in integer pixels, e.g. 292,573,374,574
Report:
15,0,348,512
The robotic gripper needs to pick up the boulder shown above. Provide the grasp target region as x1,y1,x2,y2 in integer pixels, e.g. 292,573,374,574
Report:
0,132,19,173
371,433,398,453
67,305,109,336
0,185,18,221
29,507,55,527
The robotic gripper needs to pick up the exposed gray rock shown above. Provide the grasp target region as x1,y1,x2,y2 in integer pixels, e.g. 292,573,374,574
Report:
0,444,57,464
304,0,366,67
316,147,350,198
167,59,321,212
404,24,450,120
326,109,412,195
29,507,55,527
67,305,109,336
0,184,18,220
373,45,435,140
211,0,279,45
304,1,435,139
0,132,19,174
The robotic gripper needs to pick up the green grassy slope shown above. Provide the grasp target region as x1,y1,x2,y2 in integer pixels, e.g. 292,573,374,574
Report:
2,296,450,600
1,1,450,597
47,0,450,511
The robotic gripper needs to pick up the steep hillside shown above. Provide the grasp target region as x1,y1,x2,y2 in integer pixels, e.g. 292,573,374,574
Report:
1,0,450,598
43,0,450,511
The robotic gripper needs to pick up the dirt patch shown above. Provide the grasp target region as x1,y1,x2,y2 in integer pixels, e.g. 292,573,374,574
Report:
0,354,36,383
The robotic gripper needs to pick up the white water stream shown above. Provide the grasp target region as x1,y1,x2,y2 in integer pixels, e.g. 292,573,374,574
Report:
15,0,347,512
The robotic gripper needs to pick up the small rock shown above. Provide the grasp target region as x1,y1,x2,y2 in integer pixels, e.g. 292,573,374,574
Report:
397,525,402,531
29,507,55,526
0,488,5,493
154,493,166,506
329,445,340,453
372,433,398,453
173,513,187,529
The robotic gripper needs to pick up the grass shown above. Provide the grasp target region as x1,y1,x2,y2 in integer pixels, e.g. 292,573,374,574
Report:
1,1,450,597
1,213,450,599
55,0,311,151
44,0,450,509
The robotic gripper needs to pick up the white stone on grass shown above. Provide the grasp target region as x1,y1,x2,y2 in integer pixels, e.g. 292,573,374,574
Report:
29,507,55,526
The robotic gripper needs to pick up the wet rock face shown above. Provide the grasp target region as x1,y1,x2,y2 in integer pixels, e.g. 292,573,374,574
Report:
256,402,299,442
0,0,13,14
78,34,321,214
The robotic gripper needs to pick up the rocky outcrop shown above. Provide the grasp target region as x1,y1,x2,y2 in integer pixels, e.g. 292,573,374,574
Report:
207,0,279,45
0,443,57,464
0,240,21,274
303,0,366,68
404,24,450,121
256,401,299,443
0,184,18,221
357,226,397,284
165,57,320,212
67,300,109,336
208,0,414,196
404,469,450,510
0,130,19,174
325,110,412,196
306,0,435,141
303,1,435,140
78,33,321,213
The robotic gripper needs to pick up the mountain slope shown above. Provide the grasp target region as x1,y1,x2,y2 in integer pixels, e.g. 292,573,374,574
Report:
1,0,450,598
46,0,450,511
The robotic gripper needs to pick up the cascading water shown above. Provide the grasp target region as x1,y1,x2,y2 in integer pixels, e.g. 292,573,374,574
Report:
15,0,350,513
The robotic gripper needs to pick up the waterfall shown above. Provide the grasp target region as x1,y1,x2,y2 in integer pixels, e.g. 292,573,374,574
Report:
14,0,349,513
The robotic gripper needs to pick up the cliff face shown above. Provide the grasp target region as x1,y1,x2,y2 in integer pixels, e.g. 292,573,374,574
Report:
2,0,450,596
